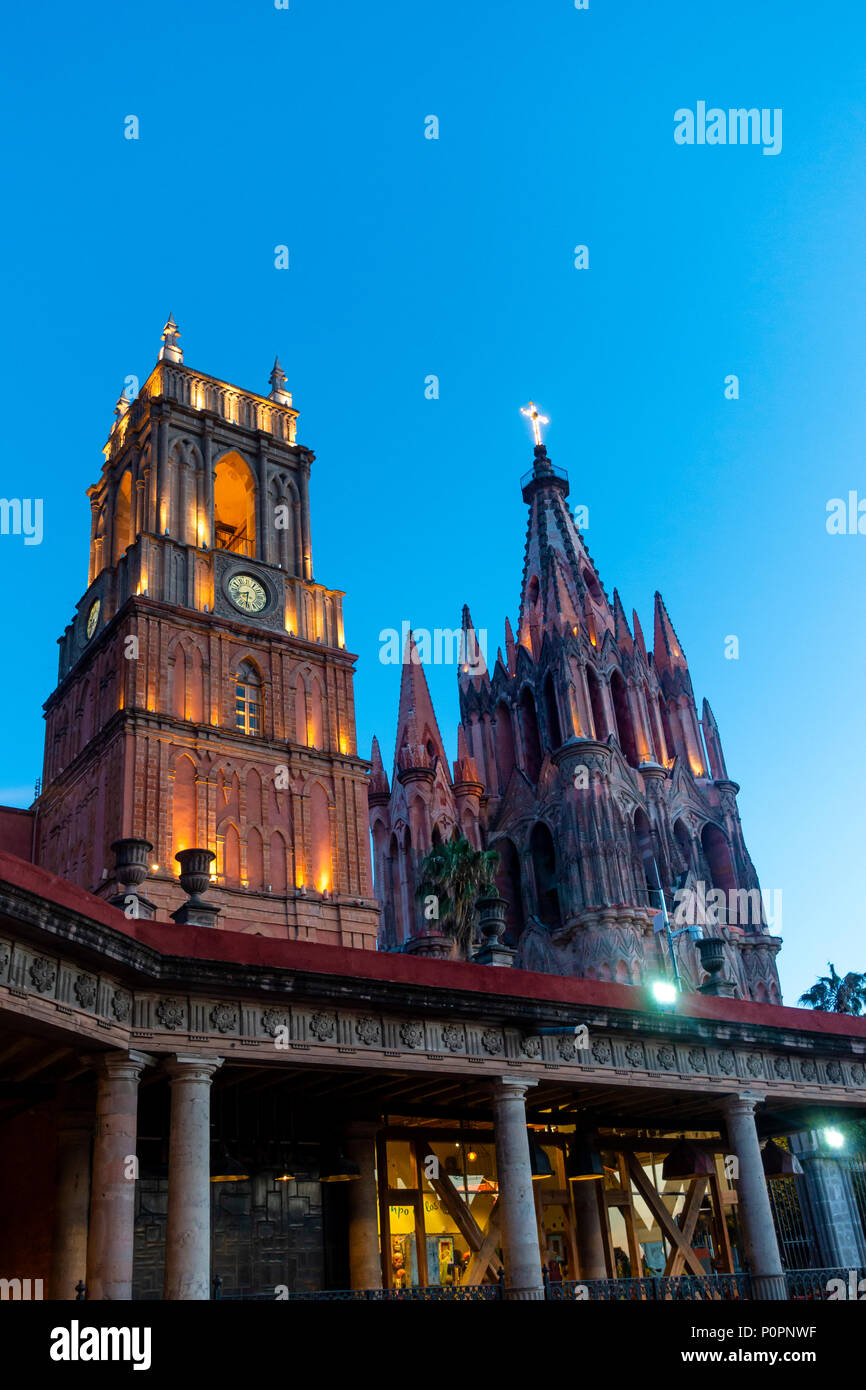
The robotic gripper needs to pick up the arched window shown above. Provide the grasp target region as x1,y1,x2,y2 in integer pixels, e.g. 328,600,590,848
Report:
295,678,308,745
189,647,204,724
494,702,515,793
659,696,677,764
520,687,543,782
634,809,655,903
246,768,263,824
170,646,187,719
309,678,324,749
270,830,288,894
701,823,737,894
673,818,693,883
585,666,607,741
224,823,241,885
214,452,256,557
582,567,604,603
530,822,561,927
310,784,331,893
494,837,525,945
114,470,133,564
172,753,196,856
610,669,639,767
247,826,264,890
543,673,563,750
235,660,262,735
387,833,401,943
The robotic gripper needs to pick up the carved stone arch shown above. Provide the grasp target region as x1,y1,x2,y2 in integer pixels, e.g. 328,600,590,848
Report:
700,819,737,893
113,467,134,564
214,449,256,557
172,751,198,855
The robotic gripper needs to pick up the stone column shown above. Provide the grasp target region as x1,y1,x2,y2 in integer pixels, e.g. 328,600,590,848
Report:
789,1130,866,1268
346,1122,382,1289
49,1096,93,1300
571,1174,608,1280
86,1051,151,1300
723,1091,787,1299
491,1076,544,1300
163,1055,223,1301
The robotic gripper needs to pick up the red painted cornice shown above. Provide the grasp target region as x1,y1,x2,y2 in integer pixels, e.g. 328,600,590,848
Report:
2,849,865,1042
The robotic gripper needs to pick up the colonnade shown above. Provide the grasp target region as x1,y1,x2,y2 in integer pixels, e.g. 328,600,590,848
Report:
51,1057,791,1301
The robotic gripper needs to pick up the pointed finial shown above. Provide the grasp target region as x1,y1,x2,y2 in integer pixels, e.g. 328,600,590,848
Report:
114,389,131,422
158,313,183,364
268,355,292,404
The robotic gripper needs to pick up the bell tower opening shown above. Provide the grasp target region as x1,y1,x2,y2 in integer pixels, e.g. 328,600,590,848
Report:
214,452,256,557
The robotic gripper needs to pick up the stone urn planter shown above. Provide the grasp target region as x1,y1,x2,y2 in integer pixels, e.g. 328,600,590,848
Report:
473,895,515,968
111,838,153,889
696,935,736,997
175,848,216,901
172,848,220,927
476,894,508,946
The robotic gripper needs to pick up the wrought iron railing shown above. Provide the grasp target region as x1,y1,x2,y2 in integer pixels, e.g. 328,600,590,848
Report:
544,1273,753,1301
214,1269,865,1302
785,1267,866,1300
213,1278,504,1301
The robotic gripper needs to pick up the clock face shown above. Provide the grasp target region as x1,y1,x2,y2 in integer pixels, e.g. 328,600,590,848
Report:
85,598,100,639
228,573,268,614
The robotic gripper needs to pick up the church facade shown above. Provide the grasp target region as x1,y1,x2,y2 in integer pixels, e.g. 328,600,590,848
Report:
0,325,864,1304
371,438,781,1006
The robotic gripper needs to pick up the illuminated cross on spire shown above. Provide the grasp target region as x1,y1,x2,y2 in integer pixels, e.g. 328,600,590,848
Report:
520,400,549,447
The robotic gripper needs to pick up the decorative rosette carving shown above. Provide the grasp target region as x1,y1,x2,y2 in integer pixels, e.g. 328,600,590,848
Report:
156,998,186,1031
481,1028,504,1056
591,1038,612,1065
309,1012,337,1042
399,1021,424,1049
73,974,97,1010
111,989,132,1022
210,1003,239,1035
261,1008,290,1038
29,958,56,994
355,1017,382,1046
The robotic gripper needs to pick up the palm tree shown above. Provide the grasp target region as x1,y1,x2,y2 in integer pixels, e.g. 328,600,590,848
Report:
798,963,866,1016
415,836,500,958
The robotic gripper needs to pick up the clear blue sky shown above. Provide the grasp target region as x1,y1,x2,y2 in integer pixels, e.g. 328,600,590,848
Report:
1,0,863,1004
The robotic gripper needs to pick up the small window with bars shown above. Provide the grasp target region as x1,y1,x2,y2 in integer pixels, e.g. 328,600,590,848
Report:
235,660,262,736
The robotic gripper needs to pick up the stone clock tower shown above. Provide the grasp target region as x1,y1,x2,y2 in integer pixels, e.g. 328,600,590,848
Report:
35,317,377,947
